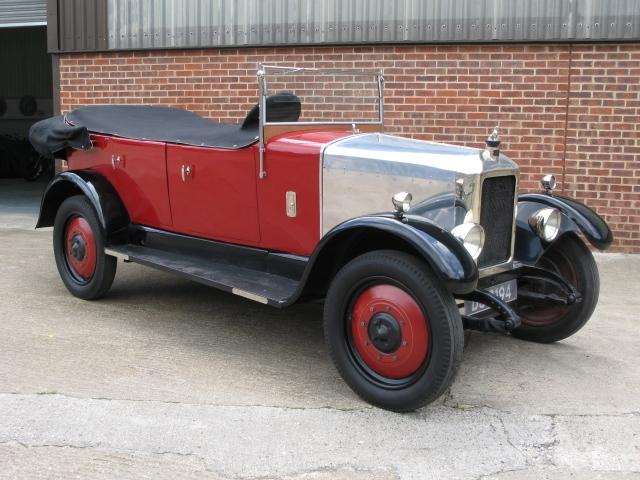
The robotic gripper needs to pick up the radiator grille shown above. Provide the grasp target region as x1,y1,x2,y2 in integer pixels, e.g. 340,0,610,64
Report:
477,176,516,268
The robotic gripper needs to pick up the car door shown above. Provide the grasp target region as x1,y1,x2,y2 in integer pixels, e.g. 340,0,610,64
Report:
77,135,173,230
166,144,260,244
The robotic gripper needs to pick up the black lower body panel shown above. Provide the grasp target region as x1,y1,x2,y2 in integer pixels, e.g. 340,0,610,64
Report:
106,226,306,307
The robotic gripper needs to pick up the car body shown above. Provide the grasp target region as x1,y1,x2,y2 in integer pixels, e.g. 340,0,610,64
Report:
30,65,613,411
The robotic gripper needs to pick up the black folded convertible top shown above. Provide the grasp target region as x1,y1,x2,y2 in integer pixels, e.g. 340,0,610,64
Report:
29,105,260,159
30,94,302,159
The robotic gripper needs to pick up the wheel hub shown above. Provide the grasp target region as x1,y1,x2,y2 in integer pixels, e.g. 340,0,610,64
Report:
350,284,429,379
368,313,401,353
70,235,86,261
64,216,97,281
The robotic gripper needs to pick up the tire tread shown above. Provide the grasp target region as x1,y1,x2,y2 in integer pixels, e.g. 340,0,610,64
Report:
324,250,463,412
53,195,117,300
513,234,600,343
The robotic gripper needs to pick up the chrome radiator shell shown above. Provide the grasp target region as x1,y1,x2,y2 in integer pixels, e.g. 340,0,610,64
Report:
321,133,519,275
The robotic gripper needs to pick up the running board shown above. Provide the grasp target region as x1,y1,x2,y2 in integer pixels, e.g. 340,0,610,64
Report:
105,240,302,307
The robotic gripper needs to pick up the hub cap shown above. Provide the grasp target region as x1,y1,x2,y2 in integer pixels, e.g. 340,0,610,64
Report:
64,216,97,281
350,284,429,379
368,313,402,353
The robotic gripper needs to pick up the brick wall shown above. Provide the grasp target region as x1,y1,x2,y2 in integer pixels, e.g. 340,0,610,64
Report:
58,43,640,252
565,45,640,252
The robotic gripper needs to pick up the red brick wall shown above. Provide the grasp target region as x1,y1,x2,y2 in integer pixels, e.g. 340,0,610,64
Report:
58,43,640,253
565,45,640,252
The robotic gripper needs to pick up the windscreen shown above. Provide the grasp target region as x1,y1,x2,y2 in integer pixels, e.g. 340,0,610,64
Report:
261,66,382,124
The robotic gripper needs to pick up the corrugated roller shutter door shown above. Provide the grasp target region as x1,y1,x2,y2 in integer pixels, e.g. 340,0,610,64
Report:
0,0,46,28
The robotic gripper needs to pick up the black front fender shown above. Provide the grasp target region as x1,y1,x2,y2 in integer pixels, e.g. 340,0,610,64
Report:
295,214,478,301
36,171,129,238
515,193,613,264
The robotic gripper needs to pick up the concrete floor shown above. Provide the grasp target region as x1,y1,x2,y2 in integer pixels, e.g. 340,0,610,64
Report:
0,178,638,480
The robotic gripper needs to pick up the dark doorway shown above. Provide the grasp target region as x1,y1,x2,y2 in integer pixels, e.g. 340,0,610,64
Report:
0,26,52,180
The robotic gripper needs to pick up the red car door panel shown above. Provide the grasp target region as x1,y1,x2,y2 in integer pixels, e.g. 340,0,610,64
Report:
166,144,260,243
68,135,172,229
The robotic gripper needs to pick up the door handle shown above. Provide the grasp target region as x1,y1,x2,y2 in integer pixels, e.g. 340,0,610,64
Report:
111,154,123,169
180,164,193,182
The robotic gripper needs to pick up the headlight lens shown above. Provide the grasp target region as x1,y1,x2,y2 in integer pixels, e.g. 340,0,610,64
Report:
528,208,561,242
451,222,485,261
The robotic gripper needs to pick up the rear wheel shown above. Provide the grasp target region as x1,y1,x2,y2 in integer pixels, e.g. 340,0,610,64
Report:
323,250,463,412
513,234,599,343
53,195,117,300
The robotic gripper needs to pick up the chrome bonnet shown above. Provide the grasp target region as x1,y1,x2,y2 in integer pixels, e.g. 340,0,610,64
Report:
321,133,519,270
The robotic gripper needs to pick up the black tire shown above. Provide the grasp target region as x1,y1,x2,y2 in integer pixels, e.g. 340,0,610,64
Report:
323,250,464,412
513,234,599,343
53,195,117,300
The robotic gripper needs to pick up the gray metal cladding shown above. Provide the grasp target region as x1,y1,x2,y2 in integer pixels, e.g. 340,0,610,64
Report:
574,0,640,40
0,0,46,27
53,0,640,51
57,0,108,51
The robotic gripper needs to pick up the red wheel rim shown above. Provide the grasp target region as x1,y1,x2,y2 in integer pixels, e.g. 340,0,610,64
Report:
64,216,97,281
350,284,429,379
519,254,577,327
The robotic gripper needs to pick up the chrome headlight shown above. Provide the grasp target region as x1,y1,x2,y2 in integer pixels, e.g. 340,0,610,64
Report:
451,222,485,261
391,192,412,218
540,174,557,193
528,208,561,242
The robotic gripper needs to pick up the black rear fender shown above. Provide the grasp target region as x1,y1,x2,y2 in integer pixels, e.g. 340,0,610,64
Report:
515,193,613,264
298,215,478,301
36,171,129,241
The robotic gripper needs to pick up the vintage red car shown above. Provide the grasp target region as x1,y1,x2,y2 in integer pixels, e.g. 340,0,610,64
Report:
30,65,612,411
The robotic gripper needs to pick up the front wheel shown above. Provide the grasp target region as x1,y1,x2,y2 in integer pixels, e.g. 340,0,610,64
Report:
323,250,463,412
513,234,600,343
53,195,117,300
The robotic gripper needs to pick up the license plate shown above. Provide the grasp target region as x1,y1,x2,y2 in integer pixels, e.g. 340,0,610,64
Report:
464,279,517,315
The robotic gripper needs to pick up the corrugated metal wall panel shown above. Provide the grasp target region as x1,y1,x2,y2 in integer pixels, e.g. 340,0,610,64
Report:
51,0,640,52
0,0,46,27
58,0,108,51
574,0,640,39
